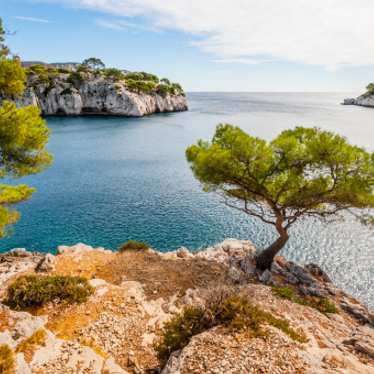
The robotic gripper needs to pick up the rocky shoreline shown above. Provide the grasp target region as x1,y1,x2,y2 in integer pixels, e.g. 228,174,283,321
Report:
16,82,187,117
0,240,373,373
343,93,374,108
8,70,188,117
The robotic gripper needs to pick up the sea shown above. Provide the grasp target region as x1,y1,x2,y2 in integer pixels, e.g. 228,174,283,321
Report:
1,92,373,307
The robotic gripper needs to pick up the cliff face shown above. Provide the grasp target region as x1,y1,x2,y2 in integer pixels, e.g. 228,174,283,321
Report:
343,93,374,108
0,240,373,374
14,73,188,117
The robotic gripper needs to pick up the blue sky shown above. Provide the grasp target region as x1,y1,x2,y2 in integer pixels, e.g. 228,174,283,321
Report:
1,0,373,92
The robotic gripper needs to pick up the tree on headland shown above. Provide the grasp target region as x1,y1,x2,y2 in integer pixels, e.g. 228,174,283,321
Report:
0,18,52,237
366,83,374,94
81,57,105,71
186,124,374,270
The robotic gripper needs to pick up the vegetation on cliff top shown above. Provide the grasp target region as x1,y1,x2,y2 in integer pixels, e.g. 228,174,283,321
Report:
272,286,337,315
155,291,307,365
24,56,185,96
4,275,94,310
364,83,374,97
186,124,374,270
0,18,52,238
118,239,150,252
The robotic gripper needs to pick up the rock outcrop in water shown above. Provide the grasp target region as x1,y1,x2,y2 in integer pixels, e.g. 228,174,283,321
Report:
0,240,373,373
6,66,188,117
343,88,374,108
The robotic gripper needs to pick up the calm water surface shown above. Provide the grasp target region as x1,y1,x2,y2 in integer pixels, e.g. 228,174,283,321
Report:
1,93,373,306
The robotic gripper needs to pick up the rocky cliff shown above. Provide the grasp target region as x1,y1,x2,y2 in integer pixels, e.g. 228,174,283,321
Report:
0,240,373,374
343,93,374,108
10,69,188,117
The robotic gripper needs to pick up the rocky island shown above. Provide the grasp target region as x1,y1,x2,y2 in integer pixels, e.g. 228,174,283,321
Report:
0,240,373,373
343,83,374,108
9,60,188,117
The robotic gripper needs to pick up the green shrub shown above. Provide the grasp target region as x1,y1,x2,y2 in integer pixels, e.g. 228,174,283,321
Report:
307,296,337,314
0,344,15,374
125,79,157,94
60,87,73,96
103,68,125,81
155,306,208,365
272,286,337,315
118,240,149,252
67,71,84,88
57,68,70,74
160,78,171,85
156,84,168,96
4,275,94,310
125,71,159,83
155,294,307,366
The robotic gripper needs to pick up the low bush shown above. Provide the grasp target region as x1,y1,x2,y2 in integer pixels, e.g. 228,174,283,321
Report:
67,71,84,88
103,68,125,81
125,71,159,83
61,87,73,96
125,79,157,94
4,275,94,310
272,286,337,315
154,306,208,364
118,240,149,252
0,344,15,374
155,293,307,366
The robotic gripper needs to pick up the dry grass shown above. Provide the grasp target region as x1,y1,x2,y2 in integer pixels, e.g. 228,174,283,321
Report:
16,328,47,363
80,338,108,358
0,310,12,332
95,251,230,300
53,250,115,279
0,344,15,374
45,288,127,340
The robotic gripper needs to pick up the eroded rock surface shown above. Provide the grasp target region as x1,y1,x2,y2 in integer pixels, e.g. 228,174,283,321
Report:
0,240,373,373
343,93,374,108
12,73,188,116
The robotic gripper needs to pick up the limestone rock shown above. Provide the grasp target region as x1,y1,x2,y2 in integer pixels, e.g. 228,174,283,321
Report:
176,247,192,259
343,93,374,108
344,325,374,359
8,248,32,257
11,73,188,117
35,253,56,272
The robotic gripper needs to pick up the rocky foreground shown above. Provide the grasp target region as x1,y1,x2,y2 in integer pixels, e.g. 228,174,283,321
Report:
0,240,373,373
13,72,188,117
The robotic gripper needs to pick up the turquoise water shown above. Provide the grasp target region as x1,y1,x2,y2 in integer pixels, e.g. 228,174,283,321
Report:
1,93,373,306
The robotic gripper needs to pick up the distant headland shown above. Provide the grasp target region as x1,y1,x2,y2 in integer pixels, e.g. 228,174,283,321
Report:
343,83,374,108
10,58,188,117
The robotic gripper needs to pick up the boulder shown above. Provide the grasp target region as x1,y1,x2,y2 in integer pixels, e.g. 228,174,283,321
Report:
35,253,56,272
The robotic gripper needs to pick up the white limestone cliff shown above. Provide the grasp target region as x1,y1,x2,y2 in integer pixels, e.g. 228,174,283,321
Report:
13,73,188,117
343,93,374,108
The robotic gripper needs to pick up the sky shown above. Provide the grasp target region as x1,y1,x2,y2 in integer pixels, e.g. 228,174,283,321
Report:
0,0,373,92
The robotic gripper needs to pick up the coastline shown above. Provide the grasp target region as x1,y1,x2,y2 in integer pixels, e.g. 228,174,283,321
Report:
0,240,373,373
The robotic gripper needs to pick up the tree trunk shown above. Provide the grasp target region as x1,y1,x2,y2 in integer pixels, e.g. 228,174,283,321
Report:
256,218,289,271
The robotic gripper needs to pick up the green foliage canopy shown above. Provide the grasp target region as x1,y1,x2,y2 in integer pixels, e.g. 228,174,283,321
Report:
0,18,52,238
81,57,105,71
366,83,374,94
186,124,374,269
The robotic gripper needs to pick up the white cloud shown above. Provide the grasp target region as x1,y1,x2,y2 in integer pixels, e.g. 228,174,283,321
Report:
96,18,160,33
14,16,51,23
39,0,374,67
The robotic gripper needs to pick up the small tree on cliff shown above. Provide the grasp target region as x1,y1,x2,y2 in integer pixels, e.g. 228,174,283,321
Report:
0,18,52,237
366,83,374,94
186,124,374,270
81,57,105,71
